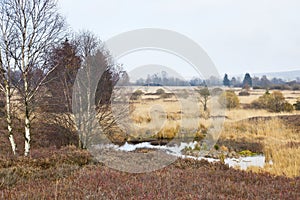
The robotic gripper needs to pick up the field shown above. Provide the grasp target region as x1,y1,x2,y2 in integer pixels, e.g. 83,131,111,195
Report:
0,87,300,199
125,87,300,177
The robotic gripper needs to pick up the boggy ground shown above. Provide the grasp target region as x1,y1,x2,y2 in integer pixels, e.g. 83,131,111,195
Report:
0,88,299,199
0,147,299,200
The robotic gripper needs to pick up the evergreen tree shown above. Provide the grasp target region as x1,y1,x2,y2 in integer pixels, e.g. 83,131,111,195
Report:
223,74,230,87
45,39,81,113
243,73,252,88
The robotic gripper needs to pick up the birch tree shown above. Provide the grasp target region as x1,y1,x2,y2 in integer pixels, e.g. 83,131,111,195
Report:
1,0,65,156
73,31,109,148
0,4,17,154
73,31,128,148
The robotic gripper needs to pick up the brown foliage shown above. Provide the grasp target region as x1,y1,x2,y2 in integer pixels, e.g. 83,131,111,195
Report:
0,155,299,199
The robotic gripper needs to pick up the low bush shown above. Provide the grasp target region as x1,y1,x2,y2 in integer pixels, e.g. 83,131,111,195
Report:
251,91,294,112
284,102,294,112
194,124,207,142
238,90,250,96
131,89,144,100
155,88,165,95
218,90,240,109
294,98,300,110
214,144,219,150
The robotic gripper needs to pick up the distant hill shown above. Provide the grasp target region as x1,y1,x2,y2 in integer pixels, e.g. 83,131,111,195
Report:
252,70,300,81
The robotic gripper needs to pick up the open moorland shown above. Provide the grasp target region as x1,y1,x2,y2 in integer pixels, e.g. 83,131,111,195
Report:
0,87,299,199
1,0,300,199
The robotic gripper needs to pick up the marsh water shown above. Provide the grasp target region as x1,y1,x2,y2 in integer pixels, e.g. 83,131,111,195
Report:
106,141,266,170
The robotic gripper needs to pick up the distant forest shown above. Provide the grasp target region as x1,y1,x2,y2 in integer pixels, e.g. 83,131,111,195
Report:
129,71,300,90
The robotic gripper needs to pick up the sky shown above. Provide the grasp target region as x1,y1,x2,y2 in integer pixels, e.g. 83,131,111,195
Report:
58,0,300,79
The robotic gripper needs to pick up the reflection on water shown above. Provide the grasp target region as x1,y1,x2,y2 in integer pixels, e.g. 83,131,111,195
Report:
224,156,265,170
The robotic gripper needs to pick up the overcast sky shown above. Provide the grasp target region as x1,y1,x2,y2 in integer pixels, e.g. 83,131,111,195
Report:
58,0,300,79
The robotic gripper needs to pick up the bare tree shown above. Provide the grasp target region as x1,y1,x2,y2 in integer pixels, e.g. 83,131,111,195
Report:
1,0,65,156
73,31,127,148
196,87,210,112
0,3,17,154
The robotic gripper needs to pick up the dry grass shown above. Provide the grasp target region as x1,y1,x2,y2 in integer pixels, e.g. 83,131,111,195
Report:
224,109,300,121
127,88,300,177
229,88,300,105
220,118,300,177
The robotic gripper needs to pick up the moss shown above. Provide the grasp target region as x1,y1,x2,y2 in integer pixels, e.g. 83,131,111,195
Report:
214,144,220,150
238,150,257,157
193,143,201,151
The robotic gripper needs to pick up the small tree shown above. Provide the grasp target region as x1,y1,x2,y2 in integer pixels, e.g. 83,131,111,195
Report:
197,87,210,111
218,91,240,109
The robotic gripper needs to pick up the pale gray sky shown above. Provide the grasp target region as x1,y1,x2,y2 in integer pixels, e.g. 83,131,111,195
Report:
58,0,300,78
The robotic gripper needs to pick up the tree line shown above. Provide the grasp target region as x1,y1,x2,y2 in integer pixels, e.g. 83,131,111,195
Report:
131,71,300,89
223,73,300,90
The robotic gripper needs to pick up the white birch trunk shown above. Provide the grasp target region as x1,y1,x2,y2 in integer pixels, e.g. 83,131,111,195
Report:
24,73,31,156
86,70,91,149
5,81,16,155
9,134,16,154
24,115,30,156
